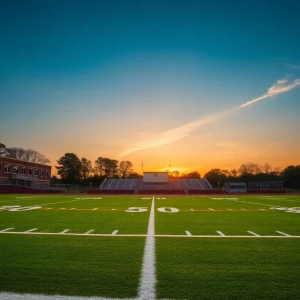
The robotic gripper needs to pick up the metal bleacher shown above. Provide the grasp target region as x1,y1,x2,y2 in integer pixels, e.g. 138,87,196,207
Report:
101,179,142,191
99,178,213,194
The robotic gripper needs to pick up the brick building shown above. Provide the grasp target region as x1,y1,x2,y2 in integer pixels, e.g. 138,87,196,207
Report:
0,157,51,189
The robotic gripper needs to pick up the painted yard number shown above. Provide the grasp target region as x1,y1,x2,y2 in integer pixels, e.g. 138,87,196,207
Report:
126,207,179,213
271,207,300,214
2,205,299,214
125,207,300,214
0,205,41,212
0,205,179,213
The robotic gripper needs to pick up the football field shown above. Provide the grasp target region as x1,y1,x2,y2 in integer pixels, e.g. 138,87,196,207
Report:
0,194,300,299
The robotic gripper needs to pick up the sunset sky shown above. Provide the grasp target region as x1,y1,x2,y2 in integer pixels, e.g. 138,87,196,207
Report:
1,0,300,176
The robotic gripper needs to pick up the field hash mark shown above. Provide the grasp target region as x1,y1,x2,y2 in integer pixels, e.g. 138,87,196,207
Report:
248,231,260,236
217,231,225,236
276,231,291,236
0,228,14,232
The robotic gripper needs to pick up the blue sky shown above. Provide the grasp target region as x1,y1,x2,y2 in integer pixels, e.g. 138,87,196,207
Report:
1,0,300,174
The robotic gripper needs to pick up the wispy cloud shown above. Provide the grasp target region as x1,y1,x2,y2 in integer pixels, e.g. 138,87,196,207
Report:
122,78,300,157
292,65,300,69
240,78,300,107
120,108,236,157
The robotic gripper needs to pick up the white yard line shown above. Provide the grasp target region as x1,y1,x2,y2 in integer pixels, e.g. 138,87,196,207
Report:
40,199,89,207
138,197,156,300
0,231,299,238
208,208,215,211
0,292,135,300
0,198,84,207
220,198,300,213
217,231,225,236
247,231,260,236
85,230,95,234
185,231,192,236
0,231,147,237
111,230,119,235
0,196,48,203
60,229,70,234
0,227,14,232
92,208,99,210
25,228,38,233
276,231,291,236
15,196,47,199
228,199,276,208
155,235,300,238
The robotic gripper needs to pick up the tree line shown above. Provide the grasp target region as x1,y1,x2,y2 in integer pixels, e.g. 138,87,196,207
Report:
53,153,300,189
1,143,299,189
202,163,300,188
53,153,140,186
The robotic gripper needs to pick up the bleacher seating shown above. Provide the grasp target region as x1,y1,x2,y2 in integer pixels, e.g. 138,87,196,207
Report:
101,179,142,191
89,178,214,195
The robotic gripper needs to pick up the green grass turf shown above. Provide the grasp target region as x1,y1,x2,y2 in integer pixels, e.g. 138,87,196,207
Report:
0,195,150,234
155,196,300,236
1,194,300,299
156,238,300,300
0,234,144,298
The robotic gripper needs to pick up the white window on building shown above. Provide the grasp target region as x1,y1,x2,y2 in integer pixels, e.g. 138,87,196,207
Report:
46,171,49,178
5,165,11,173
41,170,44,177
13,166,19,174
28,169,32,175
34,169,39,176
22,167,26,175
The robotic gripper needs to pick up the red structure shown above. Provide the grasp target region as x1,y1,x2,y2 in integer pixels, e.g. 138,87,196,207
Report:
0,157,51,189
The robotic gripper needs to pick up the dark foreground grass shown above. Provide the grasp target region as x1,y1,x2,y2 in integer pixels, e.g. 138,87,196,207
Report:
0,234,145,298
156,238,300,300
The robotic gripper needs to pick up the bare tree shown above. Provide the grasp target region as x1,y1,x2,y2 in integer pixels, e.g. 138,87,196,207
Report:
94,157,119,177
239,162,261,176
272,166,282,176
221,169,230,176
81,157,92,180
6,147,50,164
262,163,272,174
0,143,8,156
119,161,133,178
230,169,238,177
6,147,25,159
30,150,50,164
